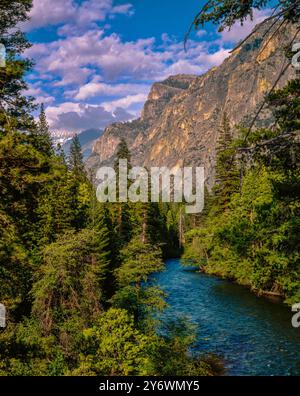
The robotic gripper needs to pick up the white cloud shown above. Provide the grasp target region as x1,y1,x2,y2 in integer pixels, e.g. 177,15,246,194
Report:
24,0,133,32
102,93,148,112
26,32,167,88
196,48,231,68
26,28,232,90
23,1,271,136
46,102,134,133
158,60,204,80
219,9,272,45
25,26,237,135
196,30,207,38
35,95,56,105
23,83,55,105
75,79,150,100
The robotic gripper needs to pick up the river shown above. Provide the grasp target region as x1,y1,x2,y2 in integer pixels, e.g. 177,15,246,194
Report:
151,258,300,376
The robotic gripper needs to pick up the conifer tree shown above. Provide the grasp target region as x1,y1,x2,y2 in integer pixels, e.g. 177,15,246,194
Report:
56,143,67,165
113,139,132,247
114,138,131,174
214,113,239,210
0,0,35,132
115,236,164,288
20,228,112,370
69,134,85,180
32,104,54,156
268,78,300,133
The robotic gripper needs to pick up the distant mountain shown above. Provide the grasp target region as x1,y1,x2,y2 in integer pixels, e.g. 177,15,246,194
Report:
51,131,75,148
63,129,103,160
86,21,297,188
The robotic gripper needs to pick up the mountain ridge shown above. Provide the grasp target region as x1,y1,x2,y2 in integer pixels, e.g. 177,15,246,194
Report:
86,21,298,187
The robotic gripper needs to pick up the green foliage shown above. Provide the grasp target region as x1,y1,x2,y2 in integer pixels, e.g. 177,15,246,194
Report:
0,0,35,131
111,285,167,327
73,308,155,376
68,134,86,180
0,211,28,313
190,1,300,34
32,229,110,336
114,138,131,173
72,309,223,377
32,104,54,157
150,318,225,376
36,169,92,244
268,78,300,132
213,113,240,211
115,237,164,287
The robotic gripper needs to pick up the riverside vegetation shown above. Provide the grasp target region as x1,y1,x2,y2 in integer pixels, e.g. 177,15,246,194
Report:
184,93,300,304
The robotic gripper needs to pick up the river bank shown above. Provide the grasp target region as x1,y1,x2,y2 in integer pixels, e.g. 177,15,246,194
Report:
151,259,300,376
194,264,285,303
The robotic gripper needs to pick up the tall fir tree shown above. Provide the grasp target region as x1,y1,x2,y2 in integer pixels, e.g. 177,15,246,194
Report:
0,0,35,132
113,138,132,247
69,134,85,180
213,113,239,211
32,104,54,157
114,138,132,174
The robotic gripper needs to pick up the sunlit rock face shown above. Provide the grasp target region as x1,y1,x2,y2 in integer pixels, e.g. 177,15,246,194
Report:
86,22,297,188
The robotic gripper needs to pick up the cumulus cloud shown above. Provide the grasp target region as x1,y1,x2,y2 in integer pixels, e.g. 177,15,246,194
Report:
218,9,272,45
74,79,150,100
24,83,55,105
26,29,231,89
24,0,133,32
102,93,149,113
26,32,169,86
196,48,231,68
46,102,134,132
24,0,271,135
158,60,204,80
35,95,56,105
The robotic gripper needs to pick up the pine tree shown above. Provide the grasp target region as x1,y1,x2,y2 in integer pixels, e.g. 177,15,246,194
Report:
113,139,132,247
114,138,131,174
32,229,110,337
69,134,85,180
0,0,35,132
56,143,67,165
265,78,300,200
32,104,54,156
268,78,300,133
115,236,164,288
0,210,29,314
214,113,239,210
0,1,59,320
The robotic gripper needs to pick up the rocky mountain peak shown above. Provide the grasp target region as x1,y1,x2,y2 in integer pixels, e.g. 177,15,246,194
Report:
86,21,298,187
141,74,196,122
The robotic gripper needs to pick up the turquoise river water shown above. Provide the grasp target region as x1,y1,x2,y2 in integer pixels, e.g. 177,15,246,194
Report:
151,259,300,376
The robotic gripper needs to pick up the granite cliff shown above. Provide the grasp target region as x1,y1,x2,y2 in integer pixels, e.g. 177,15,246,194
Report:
86,22,298,187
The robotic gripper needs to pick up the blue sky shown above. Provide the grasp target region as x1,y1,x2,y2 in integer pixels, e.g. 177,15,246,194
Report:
23,0,270,134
